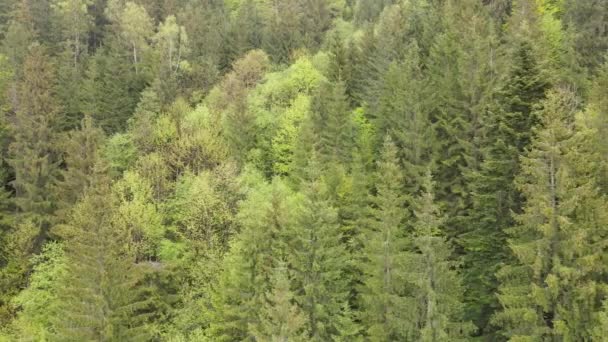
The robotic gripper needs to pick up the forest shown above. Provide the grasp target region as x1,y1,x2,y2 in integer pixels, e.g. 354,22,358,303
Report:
0,0,607,340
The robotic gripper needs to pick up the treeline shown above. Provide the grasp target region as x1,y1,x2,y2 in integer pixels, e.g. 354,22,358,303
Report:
0,0,607,341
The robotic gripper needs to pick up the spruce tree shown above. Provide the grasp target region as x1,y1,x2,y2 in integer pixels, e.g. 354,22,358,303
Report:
208,178,299,341
287,157,357,341
262,0,304,64
493,89,608,341
54,114,105,219
562,0,608,71
375,46,432,196
310,81,355,167
53,165,151,341
587,60,608,193
405,172,474,341
82,31,148,133
249,261,308,341
459,38,548,333
359,136,409,341
428,0,499,234
8,44,60,246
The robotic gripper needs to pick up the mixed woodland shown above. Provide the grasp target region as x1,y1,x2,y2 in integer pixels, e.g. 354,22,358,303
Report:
0,0,607,340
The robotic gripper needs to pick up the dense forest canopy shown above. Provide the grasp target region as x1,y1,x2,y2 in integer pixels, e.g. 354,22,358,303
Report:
0,0,607,340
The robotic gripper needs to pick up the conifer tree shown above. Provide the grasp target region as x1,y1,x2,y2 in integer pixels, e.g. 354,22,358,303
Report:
562,0,608,71
224,0,264,67
354,0,398,24
249,262,307,341
310,81,355,167
359,136,409,341
405,171,474,341
262,0,304,63
82,43,147,133
54,114,105,219
53,165,152,341
8,44,60,244
586,60,608,193
375,46,432,196
493,89,608,341
429,0,499,225
287,158,357,341
208,178,299,341
459,38,549,333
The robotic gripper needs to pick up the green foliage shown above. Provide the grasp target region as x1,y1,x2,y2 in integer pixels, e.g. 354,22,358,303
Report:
287,166,356,341
405,172,475,341
0,1,607,340
310,81,355,166
54,173,152,341
11,242,66,340
359,136,409,340
113,171,165,260
54,115,105,218
562,0,608,70
459,37,549,334
8,44,60,251
103,133,137,176
494,89,608,341
249,262,307,341
208,178,299,341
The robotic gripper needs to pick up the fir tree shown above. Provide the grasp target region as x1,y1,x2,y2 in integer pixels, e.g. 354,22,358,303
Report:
287,158,357,341
587,60,608,193
8,44,60,246
493,89,608,340
53,165,152,341
459,38,549,334
54,114,105,219
310,81,355,167
429,0,499,224
359,136,409,341
375,46,432,197
249,261,308,341
405,171,474,341
562,0,608,71
208,178,299,341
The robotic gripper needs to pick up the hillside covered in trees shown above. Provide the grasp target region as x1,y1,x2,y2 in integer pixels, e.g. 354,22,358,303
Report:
0,0,608,340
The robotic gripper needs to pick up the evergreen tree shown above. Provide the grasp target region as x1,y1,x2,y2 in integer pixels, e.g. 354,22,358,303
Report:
217,50,269,166
8,44,60,244
405,172,474,341
225,0,264,67
429,0,499,229
354,0,396,24
249,261,308,341
562,0,608,71
375,46,432,196
359,136,409,341
287,159,357,341
262,0,304,64
82,43,147,133
53,166,152,341
493,89,608,341
586,60,608,193
310,81,355,167
208,178,299,341
54,114,105,219
459,38,549,333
